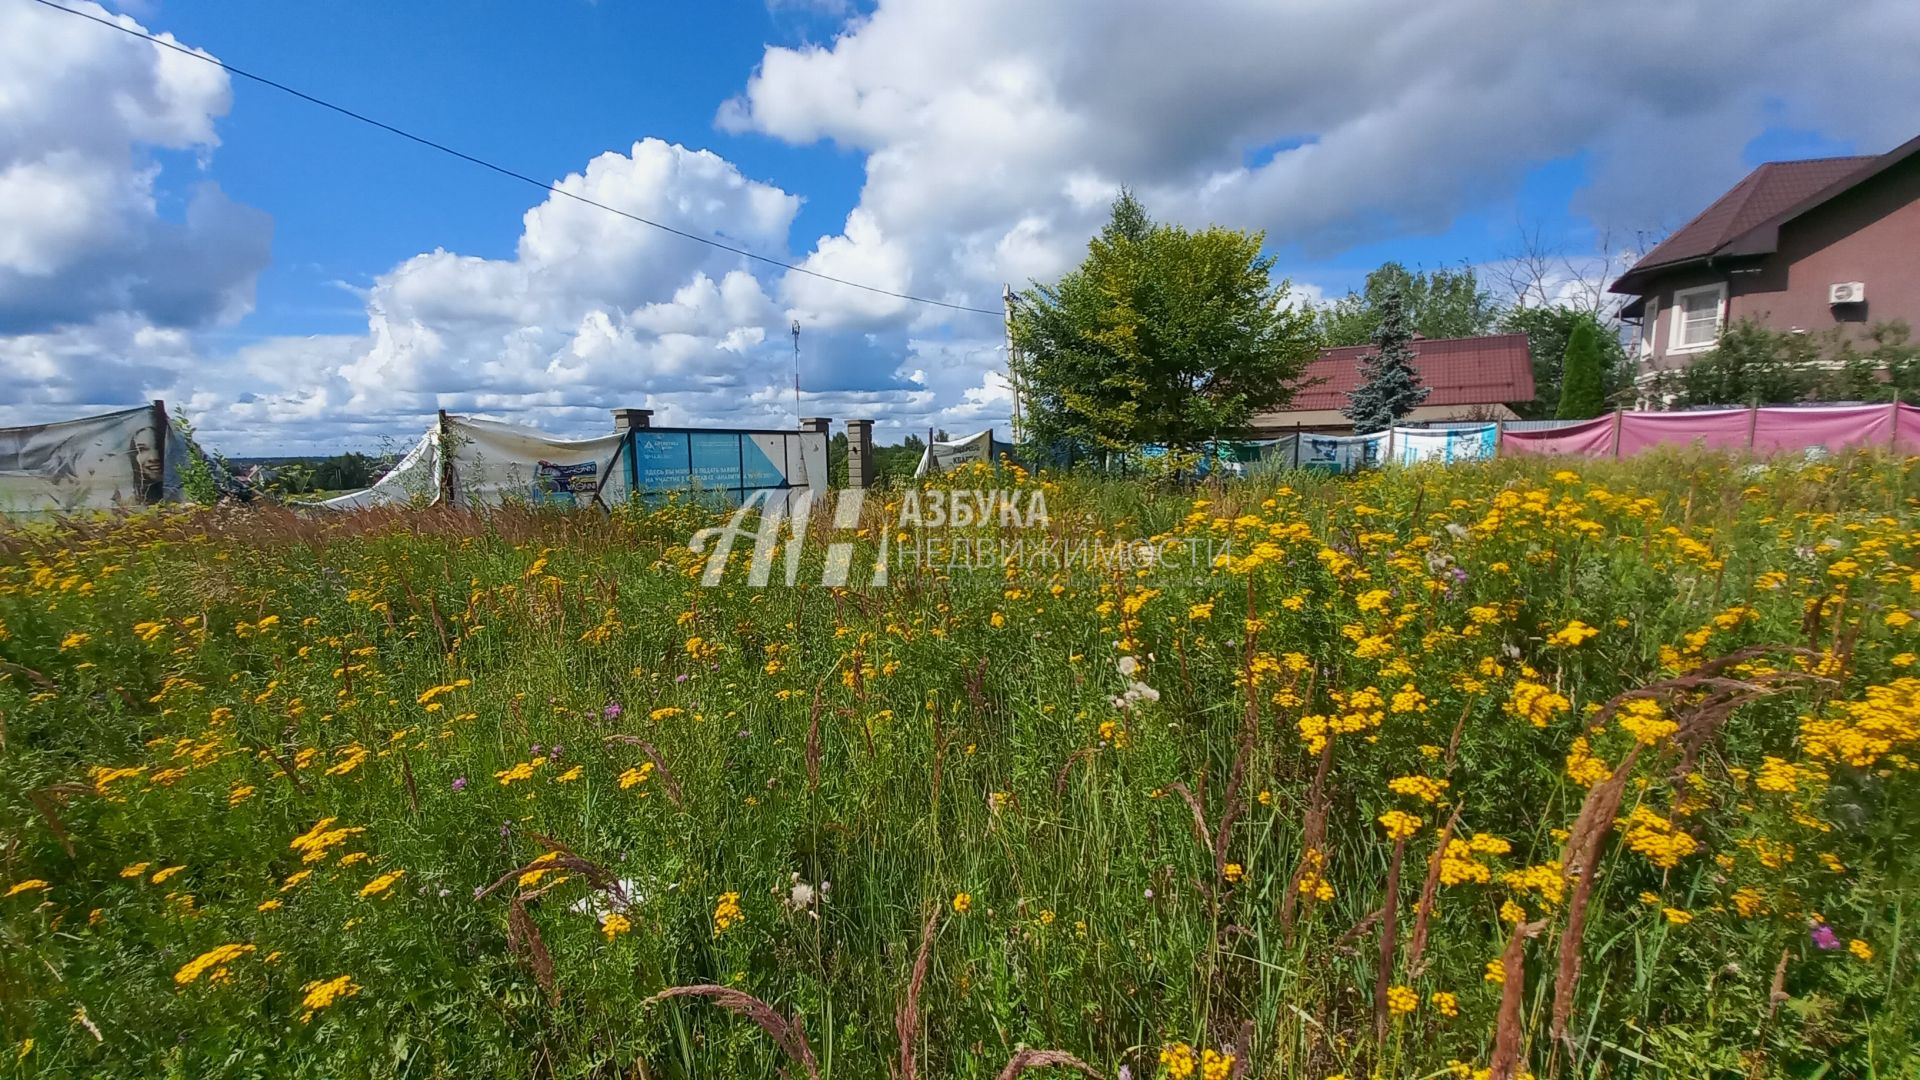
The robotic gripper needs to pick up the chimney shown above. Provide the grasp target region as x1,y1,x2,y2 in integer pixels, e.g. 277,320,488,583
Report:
611,408,653,432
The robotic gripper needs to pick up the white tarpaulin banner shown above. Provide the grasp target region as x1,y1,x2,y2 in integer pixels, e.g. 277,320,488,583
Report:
0,406,174,516
1392,424,1499,465
322,417,622,509
323,416,826,510
449,417,625,508
1298,431,1388,473
914,430,998,477
318,429,440,510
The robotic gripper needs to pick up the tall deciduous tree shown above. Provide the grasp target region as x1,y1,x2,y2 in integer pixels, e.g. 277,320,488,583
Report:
1342,288,1428,433
1012,192,1319,451
1555,320,1607,419
1317,262,1499,346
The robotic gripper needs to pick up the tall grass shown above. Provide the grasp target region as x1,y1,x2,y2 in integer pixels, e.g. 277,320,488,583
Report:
1,452,1916,1078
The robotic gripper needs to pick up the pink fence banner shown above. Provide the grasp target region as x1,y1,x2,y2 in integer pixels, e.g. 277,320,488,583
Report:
1500,414,1615,457
1617,408,1751,456
1752,404,1896,455
1901,404,1920,454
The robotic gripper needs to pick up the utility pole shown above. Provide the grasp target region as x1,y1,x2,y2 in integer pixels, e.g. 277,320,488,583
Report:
1003,284,1024,444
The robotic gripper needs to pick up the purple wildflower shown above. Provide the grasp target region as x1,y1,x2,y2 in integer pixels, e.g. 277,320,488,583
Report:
603,703,623,720
450,776,467,792
1811,924,1842,950
675,674,689,683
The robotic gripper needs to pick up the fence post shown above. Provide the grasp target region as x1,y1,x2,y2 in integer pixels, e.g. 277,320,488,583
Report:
148,399,168,505
1746,405,1759,449
436,410,455,505
845,420,875,488
1891,399,1903,449
1610,409,1624,458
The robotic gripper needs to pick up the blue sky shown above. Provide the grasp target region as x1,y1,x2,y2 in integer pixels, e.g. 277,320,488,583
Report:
150,1,861,341
3,0,1916,453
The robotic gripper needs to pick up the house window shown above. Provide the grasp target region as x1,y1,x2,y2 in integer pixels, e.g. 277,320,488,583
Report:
1668,283,1726,353
1639,296,1659,357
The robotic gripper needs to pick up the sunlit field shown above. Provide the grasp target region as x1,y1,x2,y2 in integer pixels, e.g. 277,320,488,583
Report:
2,454,1917,1079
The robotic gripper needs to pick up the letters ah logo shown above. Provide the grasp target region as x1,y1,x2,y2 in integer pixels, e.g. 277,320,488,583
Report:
688,489,883,587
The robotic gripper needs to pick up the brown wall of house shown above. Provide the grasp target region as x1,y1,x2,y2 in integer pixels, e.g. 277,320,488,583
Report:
1635,264,1731,374
1747,154,1920,333
1636,155,1920,376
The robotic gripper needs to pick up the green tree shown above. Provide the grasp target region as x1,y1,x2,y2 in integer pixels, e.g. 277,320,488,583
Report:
1500,306,1621,417
1317,262,1499,346
1012,192,1319,451
1342,287,1427,433
1555,319,1608,419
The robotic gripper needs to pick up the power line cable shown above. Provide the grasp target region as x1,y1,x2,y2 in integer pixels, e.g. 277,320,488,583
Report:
23,0,1003,318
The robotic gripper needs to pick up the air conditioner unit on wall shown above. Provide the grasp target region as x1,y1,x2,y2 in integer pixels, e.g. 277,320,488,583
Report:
1829,281,1866,305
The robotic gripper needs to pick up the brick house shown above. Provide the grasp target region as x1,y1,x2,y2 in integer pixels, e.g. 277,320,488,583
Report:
1250,333,1535,435
1609,133,1920,385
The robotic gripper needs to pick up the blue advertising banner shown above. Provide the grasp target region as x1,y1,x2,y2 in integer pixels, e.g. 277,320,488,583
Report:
622,428,826,505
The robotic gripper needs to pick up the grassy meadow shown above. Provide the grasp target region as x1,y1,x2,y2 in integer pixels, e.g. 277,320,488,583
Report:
2,454,1918,1079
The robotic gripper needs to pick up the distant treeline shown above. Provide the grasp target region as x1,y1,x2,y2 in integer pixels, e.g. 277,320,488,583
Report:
228,453,392,495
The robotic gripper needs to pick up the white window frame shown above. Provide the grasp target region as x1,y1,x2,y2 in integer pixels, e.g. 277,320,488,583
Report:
1639,295,1659,357
1667,283,1726,354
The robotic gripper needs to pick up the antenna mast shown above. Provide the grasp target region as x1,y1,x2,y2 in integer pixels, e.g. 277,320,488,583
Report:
1003,284,1024,443
791,319,802,419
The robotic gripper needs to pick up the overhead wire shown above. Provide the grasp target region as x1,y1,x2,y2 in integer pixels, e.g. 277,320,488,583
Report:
22,0,1004,318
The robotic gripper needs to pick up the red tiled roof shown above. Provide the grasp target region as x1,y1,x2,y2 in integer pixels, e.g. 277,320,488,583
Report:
1286,333,1535,410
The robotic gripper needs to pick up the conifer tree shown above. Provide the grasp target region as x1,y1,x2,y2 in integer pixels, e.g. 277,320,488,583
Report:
1342,288,1427,434
1555,319,1607,419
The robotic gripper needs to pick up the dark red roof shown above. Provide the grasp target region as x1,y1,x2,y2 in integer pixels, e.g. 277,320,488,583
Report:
1289,333,1535,409
1612,133,1920,294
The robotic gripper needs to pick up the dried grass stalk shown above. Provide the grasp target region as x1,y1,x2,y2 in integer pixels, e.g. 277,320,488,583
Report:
1407,805,1461,978
806,681,825,793
1053,747,1096,799
26,788,77,858
1331,908,1381,951
1767,948,1791,1020
506,896,557,1003
603,734,687,808
994,1047,1103,1080
1548,745,1640,1047
1213,704,1259,873
895,907,941,1080
1489,918,1547,1080
646,984,821,1080
1547,645,1822,1046
1281,738,1336,934
1164,781,1214,858
1372,835,1407,1042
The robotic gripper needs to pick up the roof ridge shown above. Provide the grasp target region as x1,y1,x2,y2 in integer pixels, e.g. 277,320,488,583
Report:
1769,153,1878,165
1322,331,1526,350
